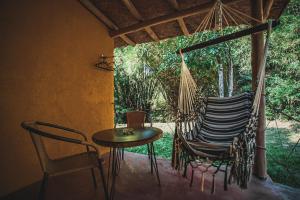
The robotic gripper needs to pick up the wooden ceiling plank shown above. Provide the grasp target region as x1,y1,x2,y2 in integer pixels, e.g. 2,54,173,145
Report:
79,0,118,30
121,0,159,41
79,0,135,45
167,0,179,10
121,0,143,20
166,0,189,36
110,0,242,38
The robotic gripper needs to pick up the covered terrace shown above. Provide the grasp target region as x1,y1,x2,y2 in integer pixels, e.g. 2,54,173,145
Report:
0,0,298,200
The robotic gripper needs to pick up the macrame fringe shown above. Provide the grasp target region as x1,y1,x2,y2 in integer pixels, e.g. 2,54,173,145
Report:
201,172,205,192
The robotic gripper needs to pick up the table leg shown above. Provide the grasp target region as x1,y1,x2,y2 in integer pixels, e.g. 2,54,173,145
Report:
110,148,118,200
105,147,120,200
149,144,153,174
149,142,161,185
116,148,120,175
106,148,112,189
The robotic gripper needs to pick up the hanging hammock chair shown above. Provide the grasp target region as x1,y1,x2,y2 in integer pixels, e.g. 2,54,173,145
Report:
172,19,273,192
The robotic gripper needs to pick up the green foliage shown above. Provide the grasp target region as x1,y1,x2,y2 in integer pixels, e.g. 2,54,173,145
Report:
266,126,300,188
265,12,300,120
114,50,161,123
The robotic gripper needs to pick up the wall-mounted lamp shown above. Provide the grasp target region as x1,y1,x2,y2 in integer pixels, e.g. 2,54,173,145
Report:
95,54,114,71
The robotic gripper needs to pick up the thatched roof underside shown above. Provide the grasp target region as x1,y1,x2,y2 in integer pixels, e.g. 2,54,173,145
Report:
80,0,289,48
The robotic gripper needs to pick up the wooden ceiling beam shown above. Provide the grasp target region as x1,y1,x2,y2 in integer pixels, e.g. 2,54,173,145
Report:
120,35,135,45
110,0,242,38
121,0,159,41
166,0,189,36
178,18,190,36
79,0,135,45
144,27,159,41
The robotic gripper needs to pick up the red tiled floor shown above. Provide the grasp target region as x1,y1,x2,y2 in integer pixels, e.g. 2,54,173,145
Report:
3,152,299,200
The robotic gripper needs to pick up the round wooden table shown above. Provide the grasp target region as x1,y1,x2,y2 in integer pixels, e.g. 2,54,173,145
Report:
92,127,163,200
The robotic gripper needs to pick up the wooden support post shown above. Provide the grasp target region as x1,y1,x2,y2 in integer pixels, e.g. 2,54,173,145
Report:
251,0,267,179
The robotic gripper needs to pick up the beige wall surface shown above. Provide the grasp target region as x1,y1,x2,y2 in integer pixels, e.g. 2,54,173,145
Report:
0,0,114,196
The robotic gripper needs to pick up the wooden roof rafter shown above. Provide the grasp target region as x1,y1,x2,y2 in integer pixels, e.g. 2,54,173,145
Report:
79,0,290,47
166,0,190,36
79,0,135,45
121,0,159,41
109,0,243,38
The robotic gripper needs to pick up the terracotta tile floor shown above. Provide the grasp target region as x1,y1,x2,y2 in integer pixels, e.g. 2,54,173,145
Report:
4,152,300,200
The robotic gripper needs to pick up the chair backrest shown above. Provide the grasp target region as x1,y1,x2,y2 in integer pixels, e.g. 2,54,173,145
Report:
126,111,146,128
21,121,82,173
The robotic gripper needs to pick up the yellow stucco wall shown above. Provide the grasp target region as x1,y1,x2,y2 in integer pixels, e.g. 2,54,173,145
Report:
0,0,114,196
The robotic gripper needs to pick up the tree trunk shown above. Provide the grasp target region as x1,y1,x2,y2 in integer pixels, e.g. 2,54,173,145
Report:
228,54,233,97
218,63,224,98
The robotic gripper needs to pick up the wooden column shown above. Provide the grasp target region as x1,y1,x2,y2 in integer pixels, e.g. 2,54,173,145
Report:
251,0,267,179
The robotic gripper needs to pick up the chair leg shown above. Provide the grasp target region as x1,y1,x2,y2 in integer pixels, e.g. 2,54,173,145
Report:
98,160,109,200
91,168,97,188
39,173,49,200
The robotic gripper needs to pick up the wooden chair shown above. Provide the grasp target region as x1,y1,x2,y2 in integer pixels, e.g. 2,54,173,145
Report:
126,111,147,128
125,111,152,158
21,121,109,200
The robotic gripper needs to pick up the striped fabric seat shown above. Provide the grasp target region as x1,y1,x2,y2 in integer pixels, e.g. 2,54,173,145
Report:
206,92,253,104
188,92,254,154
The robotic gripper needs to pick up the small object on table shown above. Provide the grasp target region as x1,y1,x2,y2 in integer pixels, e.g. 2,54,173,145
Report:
121,128,134,135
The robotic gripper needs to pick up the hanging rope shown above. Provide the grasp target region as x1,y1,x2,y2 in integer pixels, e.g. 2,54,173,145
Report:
252,20,272,116
186,0,262,49
178,50,198,116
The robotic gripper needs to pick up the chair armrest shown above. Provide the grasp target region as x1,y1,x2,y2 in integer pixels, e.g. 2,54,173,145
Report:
22,121,102,158
40,135,100,158
81,141,100,156
36,121,88,141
